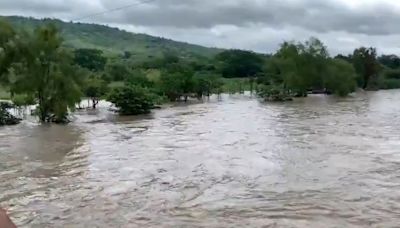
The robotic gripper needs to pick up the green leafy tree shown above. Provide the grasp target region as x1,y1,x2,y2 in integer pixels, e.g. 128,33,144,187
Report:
160,71,195,101
216,49,264,93
107,85,155,115
74,48,107,72
125,69,153,88
216,50,264,78
0,20,20,81
266,38,330,97
324,59,357,96
193,74,223,98
379,68,400,89
104,62,131,82
378,55,400,69
353,47,380,89
3,23,83,123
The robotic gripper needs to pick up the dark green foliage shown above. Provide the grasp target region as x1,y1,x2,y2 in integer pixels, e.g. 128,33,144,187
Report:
11,94,36,107
334,54,352,63
383,69,400,79
0,19,20,82
352,47,381,89
257,84,292,101
123,51,132,59
265,38,330,97
381,78,400,89
125,69,153,88
74,48,107,72
193,74,224,97
260,38,356,99
324,59,357,96
160,71,195,101
216,50,264,78
104,62,131,82
107,85,155,115
1,22,83,123
379,69,400,89
378,55,400,69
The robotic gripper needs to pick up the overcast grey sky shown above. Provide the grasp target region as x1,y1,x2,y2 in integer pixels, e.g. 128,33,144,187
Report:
1,0,400,55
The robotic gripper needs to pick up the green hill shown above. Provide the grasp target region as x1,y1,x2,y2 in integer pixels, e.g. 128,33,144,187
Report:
1,16,221,61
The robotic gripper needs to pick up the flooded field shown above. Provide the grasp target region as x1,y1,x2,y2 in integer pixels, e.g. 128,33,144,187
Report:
1,91,400,227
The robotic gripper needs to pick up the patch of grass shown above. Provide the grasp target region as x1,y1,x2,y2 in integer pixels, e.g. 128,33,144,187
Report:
146,69,161,83
221,78,251,93
108,81,125,89
0,85,10,100
381,79,400,90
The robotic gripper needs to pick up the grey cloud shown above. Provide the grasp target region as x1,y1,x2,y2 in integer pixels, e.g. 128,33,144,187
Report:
0,0,70,13
93,0,400,35
2,0,400,35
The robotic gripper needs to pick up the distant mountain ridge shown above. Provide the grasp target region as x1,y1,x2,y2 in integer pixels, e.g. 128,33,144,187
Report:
1,16,222,61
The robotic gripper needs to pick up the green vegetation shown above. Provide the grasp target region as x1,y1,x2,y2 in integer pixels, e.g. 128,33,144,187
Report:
256,38,358,100
352,47,380,90
0,85,10,100
84,76,109,109
107,86,155,115
1,22,83,123
1,16,400,125
74,48,107,72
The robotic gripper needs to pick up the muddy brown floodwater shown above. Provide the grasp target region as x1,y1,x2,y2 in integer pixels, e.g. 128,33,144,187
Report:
1,91,400,227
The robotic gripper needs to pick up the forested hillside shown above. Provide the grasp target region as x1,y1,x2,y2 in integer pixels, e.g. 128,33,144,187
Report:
2,16,221,61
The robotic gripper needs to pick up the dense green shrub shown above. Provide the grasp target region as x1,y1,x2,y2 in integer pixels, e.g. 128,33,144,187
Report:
324,59,357,96
380,79,400,89
257,84,293,101
107,85,155,115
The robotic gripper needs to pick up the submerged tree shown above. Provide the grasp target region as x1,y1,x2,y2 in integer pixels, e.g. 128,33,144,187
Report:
260,38,357,100
107,85,155,115
2,23,83,123
216,49,264,93
84,76,108,109
193,74,223,98
353,47,380,89
324,59,357,96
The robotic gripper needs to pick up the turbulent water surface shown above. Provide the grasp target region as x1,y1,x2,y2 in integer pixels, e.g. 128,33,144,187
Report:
1,91,400,227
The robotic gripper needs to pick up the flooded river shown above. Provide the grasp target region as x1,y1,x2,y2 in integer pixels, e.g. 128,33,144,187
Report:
1,91,400,227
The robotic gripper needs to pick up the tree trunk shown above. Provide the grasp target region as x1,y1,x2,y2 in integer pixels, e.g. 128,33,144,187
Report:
38,91,46,122
363,74,369,89
92,98,99,109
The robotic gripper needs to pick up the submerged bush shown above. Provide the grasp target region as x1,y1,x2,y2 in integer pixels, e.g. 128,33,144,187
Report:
0,102,20,126
107,85,155,115
257,84,293,102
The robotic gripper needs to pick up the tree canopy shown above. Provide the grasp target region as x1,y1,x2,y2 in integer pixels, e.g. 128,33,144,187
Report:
216,50,264,78
74,48,107,72
1,22,83,123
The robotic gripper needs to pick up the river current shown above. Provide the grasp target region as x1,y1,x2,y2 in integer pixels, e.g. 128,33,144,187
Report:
1,91,400,227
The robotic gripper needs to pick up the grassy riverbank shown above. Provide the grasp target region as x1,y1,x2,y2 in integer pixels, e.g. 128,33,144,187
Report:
0,86,10,100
